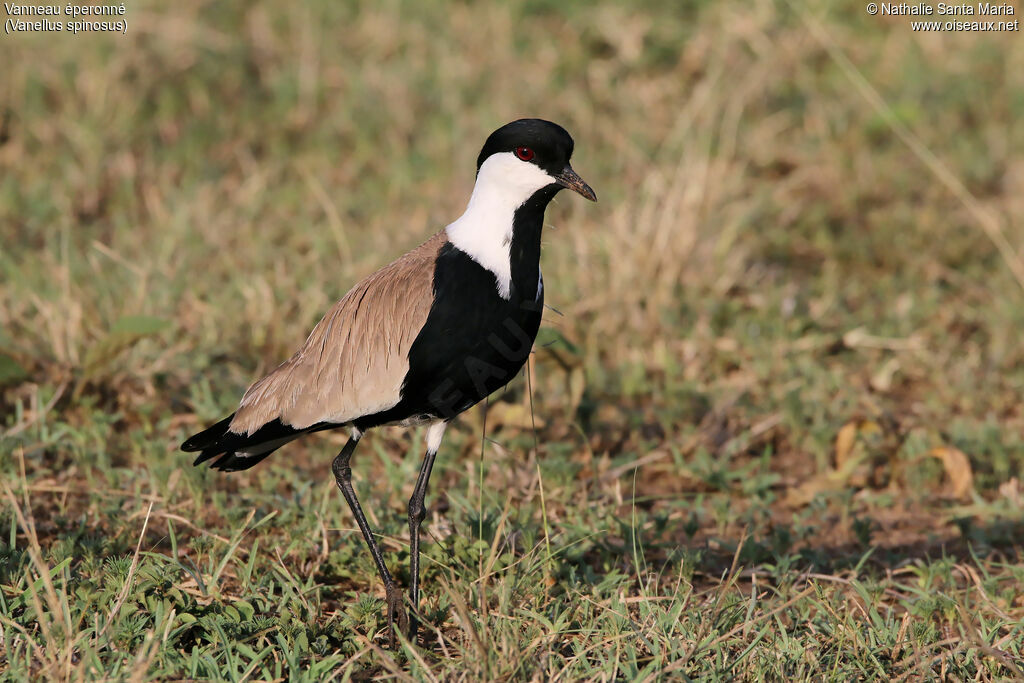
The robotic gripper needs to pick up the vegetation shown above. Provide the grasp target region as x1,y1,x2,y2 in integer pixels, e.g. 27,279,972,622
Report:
2,0,1023,679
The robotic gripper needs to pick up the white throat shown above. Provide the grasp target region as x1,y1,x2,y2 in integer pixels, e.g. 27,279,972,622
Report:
445,152,555,299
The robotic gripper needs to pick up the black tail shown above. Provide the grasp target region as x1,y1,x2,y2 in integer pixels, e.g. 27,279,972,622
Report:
181,414,334,472
181,414,235,453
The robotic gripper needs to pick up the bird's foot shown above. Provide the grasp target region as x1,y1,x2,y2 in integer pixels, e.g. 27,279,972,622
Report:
384,582,408,648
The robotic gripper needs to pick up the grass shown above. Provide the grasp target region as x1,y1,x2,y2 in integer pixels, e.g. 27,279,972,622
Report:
2,0,1024,679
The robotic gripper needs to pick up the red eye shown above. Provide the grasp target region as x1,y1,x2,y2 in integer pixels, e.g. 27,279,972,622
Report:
515,146,535,161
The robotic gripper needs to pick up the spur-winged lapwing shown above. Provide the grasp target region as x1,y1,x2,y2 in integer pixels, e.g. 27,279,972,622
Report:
181,118,596,643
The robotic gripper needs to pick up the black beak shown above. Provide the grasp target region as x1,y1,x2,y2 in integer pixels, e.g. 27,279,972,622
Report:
555,165,597,202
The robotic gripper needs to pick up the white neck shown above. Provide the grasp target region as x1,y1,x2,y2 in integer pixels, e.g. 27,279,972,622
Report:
445,152,555,299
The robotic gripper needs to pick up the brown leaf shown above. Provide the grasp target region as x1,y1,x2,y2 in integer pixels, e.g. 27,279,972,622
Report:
927,447,974,500
835,421,859,469
470,401,545,432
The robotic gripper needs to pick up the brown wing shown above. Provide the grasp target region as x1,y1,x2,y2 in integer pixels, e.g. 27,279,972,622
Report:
229,231,447,435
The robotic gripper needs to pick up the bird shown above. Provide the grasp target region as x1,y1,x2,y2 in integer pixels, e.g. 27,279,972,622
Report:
180,118,596,645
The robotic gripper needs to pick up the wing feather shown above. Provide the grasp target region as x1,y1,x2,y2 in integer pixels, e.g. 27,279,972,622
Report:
229,231,446,435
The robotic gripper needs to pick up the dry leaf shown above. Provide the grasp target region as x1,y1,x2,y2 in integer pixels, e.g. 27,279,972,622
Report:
784,470,848,507
790,420,884,506
927,447,974,500
835,421,859,469
467,401,545,432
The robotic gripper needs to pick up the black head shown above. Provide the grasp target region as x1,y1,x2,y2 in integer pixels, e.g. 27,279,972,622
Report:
475,119,596,201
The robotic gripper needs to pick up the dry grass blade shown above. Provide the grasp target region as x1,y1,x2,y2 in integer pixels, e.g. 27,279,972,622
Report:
350,634,416,683
2,451,71,675
2,380,68,438
666,586,817,676
440,576,487,666
98,501,154,642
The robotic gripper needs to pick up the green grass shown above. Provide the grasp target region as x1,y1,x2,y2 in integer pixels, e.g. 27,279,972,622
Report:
2,0,1024,679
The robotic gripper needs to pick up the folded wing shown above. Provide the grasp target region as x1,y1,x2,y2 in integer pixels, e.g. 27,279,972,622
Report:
229,231,446,436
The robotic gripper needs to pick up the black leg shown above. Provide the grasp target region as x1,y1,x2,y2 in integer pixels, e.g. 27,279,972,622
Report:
407,445,438,641
332,435,407,645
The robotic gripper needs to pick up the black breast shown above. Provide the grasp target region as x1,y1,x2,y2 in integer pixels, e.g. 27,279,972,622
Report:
355,185,557,430
356,241,543,430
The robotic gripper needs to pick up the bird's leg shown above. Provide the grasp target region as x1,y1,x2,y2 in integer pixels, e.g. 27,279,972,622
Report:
407,444,438,642
332,435,407,646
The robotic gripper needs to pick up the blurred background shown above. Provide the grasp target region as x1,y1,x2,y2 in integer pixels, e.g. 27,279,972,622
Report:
2,0,1023,678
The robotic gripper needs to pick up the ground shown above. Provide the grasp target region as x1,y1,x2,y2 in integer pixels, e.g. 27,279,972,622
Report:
2,1,1023,680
